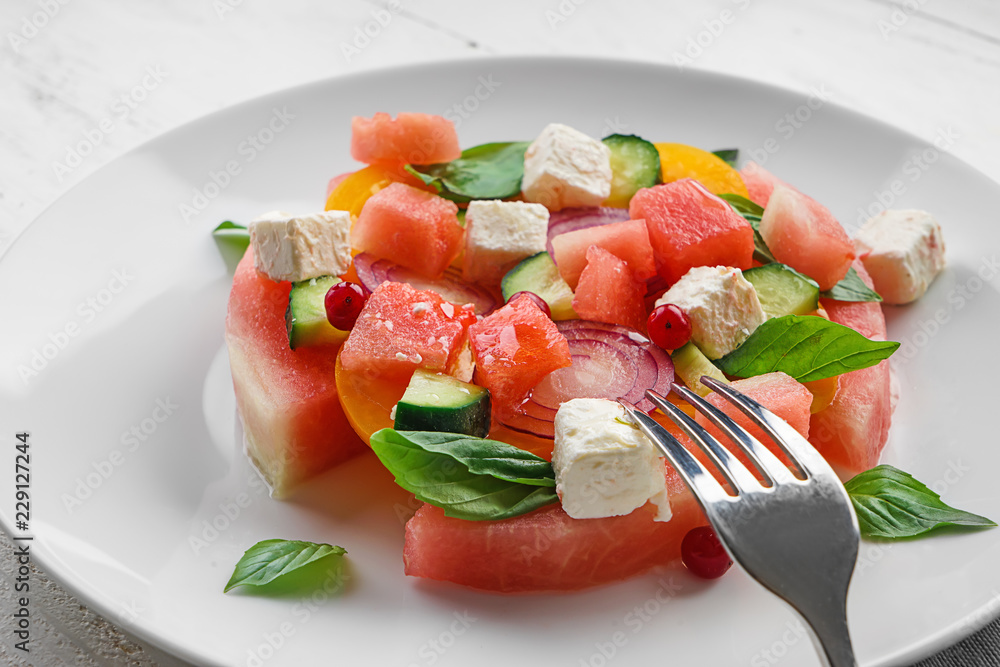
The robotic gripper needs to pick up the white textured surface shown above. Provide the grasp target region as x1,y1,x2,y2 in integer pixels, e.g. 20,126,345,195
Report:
1,1,999,665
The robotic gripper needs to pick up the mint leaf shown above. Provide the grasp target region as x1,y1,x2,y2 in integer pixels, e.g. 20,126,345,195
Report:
717,193,774,264
846,465,996,539
712,148,739,167
715,314,899,382
821,267,883,303
406,141,530,203
370,429,558,521
212,221,250,273
224,539,346,593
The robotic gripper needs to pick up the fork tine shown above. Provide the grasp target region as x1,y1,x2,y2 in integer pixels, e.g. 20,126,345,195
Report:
617,400,730,507
643,390,764,493
700,377,832,479
666,383,798,486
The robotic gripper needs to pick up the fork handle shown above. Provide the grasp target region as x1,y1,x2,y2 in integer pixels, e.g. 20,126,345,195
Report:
800,603,857,667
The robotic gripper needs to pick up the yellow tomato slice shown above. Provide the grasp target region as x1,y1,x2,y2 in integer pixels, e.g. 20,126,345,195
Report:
654,142,749,198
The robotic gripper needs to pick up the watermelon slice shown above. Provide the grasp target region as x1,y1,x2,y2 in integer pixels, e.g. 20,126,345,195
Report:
226,248,366,497
352,183,464,280
403,467,703,592
572,246,647,332
759,184,854,291
811,262,892,475
351,112,461,165
629,179,754,285
739,161,784,208
550,218,656,289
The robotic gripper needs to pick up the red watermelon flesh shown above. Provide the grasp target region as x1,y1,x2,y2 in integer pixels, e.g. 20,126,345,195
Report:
352,183,463,280
759,184,854,291
469,297,572,418
739,161,785,208
339,281,477,380
629,179,754,285
572,246,648,332
403,466,703,592
550,218,656,289
226,248,366,497
350,112,461,165
811,262,892,475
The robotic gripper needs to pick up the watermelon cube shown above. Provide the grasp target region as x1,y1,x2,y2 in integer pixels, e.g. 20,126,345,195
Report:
759,184,854,291
629,179,754,285
572,246,647,332
226,249,366,497
739,161,784,208
352,183,464,280
550,218,656,289
469,297,572,417
350,112,461,165
339,281,477,380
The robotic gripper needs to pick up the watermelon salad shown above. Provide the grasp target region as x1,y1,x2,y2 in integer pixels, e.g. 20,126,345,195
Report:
222,111,955,593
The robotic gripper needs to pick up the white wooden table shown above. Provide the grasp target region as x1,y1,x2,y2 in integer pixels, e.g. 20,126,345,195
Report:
2,1,998,664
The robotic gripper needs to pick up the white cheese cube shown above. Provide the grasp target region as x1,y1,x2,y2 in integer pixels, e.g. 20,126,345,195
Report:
553,398,671,521
522,123,612,211
855,209,945,304
250,210,352,282
656,266,765,360
462,200,549,285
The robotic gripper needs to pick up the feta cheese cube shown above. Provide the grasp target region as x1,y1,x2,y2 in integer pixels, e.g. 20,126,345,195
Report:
522,123,612,210
855,209,945,304
553,398,671,521
250,210,352,282
656,266,765,359
462,200,549,285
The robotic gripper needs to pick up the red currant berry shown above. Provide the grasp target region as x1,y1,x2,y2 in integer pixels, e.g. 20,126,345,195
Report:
646,303,692,350
325,281,369,330
509,291,552,318
681,526,732,580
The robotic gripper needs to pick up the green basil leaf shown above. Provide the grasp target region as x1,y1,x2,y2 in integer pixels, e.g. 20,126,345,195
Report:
405,141,531,203
712,148,739,167
370,429,558,521
212,221,250,273
846,465,996,539
717,193,774,264
820,267,884,303
224,539,346,593
715,314,899,382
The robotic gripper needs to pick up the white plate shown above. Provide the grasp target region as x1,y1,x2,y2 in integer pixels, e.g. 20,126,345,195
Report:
2,57,1000,667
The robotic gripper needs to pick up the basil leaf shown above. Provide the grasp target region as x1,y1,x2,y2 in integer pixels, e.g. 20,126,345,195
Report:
405,141,531,203
370,429,558,521
846,465,996,539
212,221,250,273
715,314,899,382
712,148,739,167
224,539,346,593
820,267,884,303
717,193,774,264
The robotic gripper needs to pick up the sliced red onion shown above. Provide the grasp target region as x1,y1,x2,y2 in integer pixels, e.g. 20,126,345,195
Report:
545,207,631,258
497,320,674,439
353,252,498,315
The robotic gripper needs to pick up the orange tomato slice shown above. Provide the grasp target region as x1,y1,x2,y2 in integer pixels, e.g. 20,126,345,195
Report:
654,142,749,198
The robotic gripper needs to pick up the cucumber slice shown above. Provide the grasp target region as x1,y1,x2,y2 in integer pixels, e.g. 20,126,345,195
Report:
671,342,729,397
742,264,820,318
501,252,577,320
285,276,349,349
602,134,660,208
394,369,491,438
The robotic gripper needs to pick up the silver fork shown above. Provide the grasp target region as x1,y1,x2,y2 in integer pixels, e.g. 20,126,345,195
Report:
619,377,859,667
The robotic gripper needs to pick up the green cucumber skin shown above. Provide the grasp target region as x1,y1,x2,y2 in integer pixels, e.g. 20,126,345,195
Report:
285,276,348,349
602,134,661,206
394,396,492,439
500,252,577,320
